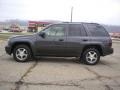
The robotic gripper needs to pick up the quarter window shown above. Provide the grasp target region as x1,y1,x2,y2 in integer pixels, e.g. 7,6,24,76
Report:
85,24,109,36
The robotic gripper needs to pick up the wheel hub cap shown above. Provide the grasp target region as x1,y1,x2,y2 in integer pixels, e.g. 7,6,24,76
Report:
16,48,28,61
86,51,98,64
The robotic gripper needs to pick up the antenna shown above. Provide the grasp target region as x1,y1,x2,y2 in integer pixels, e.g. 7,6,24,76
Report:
70,7,73,22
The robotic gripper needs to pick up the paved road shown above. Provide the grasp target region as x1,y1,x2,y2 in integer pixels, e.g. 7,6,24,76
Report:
0,40,120,90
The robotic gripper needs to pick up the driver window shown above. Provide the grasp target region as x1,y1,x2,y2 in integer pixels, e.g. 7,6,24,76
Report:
55,27,65,36
43,26,56,36
43,25,65,37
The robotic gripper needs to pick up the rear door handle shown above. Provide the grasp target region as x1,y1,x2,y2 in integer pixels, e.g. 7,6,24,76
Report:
82,39,88,41
59,39,64,41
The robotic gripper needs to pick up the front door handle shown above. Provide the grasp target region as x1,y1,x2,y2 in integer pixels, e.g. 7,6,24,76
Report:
59,39,64,41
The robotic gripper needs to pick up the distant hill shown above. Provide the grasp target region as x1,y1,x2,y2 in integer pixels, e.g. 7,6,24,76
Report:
103,25,120,33
6,19,28,26
0,19,62,26
1,20,120,33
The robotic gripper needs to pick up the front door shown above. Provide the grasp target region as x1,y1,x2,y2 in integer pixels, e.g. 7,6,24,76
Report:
36,24,67,56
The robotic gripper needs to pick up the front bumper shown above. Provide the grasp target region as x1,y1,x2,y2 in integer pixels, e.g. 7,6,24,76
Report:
5,45,12,55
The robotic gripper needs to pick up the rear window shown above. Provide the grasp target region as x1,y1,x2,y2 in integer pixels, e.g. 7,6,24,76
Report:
84,23,109,36
68,24,87,36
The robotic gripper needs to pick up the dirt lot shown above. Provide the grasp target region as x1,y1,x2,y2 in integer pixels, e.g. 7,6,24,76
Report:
0,40,120,90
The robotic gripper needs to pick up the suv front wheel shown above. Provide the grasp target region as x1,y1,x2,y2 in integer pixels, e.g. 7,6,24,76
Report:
13,45,32,62
82,48,100,65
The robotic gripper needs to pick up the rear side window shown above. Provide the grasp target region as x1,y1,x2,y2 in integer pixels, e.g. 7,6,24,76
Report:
68,24,87,36
84,24,109,36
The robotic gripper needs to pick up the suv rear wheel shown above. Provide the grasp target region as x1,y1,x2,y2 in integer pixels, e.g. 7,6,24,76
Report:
82,48,100,65
13,45,32,62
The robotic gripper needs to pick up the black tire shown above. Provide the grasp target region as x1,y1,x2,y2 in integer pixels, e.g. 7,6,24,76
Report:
82,48,100,65
78,57,84,64
13,45,32,62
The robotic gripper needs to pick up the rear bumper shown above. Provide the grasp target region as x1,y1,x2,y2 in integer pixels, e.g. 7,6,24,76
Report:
103,47,113,56
5,45,12,55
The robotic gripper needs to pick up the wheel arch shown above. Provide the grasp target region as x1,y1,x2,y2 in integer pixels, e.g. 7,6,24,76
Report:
81,44,103,56
11,42,33,56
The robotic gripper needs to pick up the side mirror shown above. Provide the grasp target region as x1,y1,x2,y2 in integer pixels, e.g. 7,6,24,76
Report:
39,32,46,38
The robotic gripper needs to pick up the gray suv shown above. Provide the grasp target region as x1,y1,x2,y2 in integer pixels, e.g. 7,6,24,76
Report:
5,22,113,65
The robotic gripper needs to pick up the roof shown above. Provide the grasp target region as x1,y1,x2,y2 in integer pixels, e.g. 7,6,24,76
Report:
52,22,100,25
63,22,99,24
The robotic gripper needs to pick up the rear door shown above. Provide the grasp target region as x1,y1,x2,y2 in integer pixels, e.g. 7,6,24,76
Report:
66,24,88,56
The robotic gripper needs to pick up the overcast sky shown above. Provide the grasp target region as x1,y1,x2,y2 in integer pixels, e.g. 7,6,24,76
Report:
0,0,120,25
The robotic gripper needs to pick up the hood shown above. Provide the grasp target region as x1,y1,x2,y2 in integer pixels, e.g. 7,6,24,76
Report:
10,34,34,40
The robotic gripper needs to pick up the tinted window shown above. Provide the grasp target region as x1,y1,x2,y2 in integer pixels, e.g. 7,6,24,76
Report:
68,24,87,36
85,24,109,36
43,25,65,37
